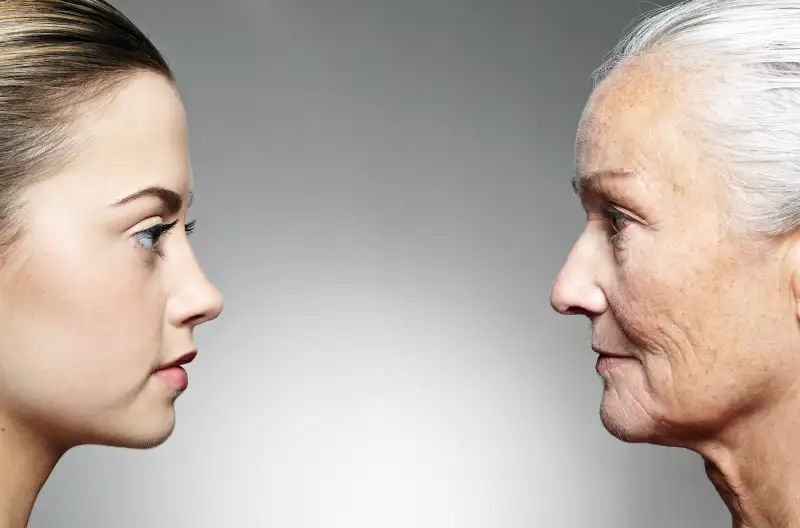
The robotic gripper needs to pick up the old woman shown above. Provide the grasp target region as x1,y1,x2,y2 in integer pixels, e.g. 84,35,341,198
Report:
550,1,800,526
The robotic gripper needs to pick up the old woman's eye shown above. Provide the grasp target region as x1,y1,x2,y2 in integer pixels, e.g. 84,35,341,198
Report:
600,204,631,234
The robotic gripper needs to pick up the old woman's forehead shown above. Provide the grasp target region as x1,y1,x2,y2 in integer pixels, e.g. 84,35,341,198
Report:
577,56,702,192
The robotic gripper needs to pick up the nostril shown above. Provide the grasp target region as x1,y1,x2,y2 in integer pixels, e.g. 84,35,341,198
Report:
564,306,593,317
555,305,581,316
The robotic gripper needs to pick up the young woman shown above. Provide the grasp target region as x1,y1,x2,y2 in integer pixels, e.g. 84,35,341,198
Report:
0,1,224,525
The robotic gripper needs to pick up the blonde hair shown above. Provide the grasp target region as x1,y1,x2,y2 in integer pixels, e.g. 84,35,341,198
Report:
0,0,172,247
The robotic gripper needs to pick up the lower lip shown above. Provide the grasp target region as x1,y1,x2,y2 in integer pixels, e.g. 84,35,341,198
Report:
595,355,636,374
154,366,188,391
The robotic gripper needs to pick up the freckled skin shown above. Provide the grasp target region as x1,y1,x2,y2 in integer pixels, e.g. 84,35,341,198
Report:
552,55,800,445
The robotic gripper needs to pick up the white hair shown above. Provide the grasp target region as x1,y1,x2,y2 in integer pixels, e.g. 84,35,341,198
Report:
595,0,800,237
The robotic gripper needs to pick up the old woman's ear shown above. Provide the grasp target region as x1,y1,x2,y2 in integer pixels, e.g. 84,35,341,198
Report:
782,242,800,318
552,0,800,523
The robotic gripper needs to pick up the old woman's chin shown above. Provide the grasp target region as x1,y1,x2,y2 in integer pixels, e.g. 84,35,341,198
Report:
595,362,694,446
597,382,661,444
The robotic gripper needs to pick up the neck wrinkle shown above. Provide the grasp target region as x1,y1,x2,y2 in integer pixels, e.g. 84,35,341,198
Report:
688,387,800,528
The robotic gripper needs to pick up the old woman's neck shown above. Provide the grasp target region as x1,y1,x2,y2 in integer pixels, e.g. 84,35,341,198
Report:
692,394,800,528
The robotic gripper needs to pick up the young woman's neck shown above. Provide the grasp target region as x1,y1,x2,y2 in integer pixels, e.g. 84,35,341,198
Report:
0,416,63,528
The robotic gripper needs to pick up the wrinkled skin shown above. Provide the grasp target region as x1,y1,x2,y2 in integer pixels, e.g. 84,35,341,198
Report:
551,54,800,445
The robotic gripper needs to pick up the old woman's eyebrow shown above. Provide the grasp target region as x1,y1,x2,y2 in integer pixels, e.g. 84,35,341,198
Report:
571,169,636,194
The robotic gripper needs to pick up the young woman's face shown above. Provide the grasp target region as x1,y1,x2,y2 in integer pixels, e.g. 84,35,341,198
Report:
0,72,223,448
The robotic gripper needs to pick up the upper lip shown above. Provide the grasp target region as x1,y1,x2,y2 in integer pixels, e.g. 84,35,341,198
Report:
592,346,629,358
155,351,197,371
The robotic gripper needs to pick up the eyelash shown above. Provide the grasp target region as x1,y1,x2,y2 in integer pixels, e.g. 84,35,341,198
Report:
135,219,197,257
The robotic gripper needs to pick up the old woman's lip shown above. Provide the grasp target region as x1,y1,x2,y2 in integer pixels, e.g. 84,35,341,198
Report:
592,346,631,359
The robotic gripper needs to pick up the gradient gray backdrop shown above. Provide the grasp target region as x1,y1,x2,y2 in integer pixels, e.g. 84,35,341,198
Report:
30,0,729,527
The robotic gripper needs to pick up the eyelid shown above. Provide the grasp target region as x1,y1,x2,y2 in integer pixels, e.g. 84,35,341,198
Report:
579,183,649,222
139,219,179,238
158,219,179,231
127,215,165,235
602,203,646,225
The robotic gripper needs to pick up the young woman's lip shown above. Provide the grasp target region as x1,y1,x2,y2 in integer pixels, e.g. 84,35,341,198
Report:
154,350,197,371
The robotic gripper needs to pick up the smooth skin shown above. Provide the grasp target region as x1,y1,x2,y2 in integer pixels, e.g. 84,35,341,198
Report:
0,71,223,527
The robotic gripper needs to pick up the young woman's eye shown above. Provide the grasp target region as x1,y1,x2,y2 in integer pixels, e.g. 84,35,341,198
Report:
135,219,178,255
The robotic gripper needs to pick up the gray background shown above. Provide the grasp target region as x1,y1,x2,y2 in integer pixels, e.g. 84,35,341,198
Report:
30,0,729,527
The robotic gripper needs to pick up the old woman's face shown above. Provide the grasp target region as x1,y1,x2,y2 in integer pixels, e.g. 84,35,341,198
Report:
550,55,800,445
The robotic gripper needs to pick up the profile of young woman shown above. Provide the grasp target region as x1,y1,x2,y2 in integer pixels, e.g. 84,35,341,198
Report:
0,1,224,525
